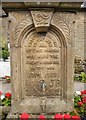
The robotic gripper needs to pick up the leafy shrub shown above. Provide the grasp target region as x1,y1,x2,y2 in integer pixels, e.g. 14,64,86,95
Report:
74,72,86,83
74,74,82,81
80,72,86,82
0,91,11,106
73,90,86,117
2,47,9,61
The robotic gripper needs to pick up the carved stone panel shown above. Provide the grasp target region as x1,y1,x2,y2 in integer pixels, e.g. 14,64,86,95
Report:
22,30,63,98
9,11,74,113
31,10,53,32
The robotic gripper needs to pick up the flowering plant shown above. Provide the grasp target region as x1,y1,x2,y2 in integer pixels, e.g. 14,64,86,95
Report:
20,113,81,120
73,90,86,117
0,89,86,119
54,114,63,120
0,91,11,106
38,115,46,120
20,112,30,120
4,76,11,83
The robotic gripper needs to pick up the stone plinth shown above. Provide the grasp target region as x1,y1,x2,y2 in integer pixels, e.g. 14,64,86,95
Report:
9,9,74,114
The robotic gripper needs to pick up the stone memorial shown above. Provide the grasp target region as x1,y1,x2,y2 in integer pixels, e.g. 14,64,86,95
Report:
8,7,74,114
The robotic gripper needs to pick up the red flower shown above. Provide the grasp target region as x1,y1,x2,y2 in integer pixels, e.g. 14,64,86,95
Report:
0,91,2,95
5,92,11,99
82,96,86,103
81,90,86,95
64,114,71,120
38,115,46,120
71,115,80,120
54,114,63,120
20,113,30,120
84,90,86,94
78,101,83,106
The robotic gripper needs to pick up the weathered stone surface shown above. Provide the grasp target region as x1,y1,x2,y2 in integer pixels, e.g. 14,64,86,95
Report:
1,11,85,60
6,113,19,120
0,17,9,47
0,106,10,119
75,12,85,59
31,9,53,32
9,10,74,113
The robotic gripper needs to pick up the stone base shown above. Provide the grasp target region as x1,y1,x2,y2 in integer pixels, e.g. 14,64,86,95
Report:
6,113,53,119
5,113,66,119
10,97,73,114
6,113,19,120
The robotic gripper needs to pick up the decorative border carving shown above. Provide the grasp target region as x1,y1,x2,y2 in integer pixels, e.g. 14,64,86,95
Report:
9,11,74,113
52,13,70,45
31,10,53,32
9,11,32,47
14,19,31,46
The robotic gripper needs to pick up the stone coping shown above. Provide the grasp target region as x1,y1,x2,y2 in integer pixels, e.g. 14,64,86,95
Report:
2,2,83,10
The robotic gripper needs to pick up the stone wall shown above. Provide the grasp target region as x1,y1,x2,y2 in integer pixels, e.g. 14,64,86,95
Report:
84,12,86,60
75,11,85,60
1,17,9,48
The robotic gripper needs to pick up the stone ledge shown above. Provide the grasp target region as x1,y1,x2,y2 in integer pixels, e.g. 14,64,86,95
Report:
2,2,83,10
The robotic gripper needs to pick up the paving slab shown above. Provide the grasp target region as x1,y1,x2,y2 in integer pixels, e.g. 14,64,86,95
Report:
74,81,86,91
0,81,11,94
0,61,10,77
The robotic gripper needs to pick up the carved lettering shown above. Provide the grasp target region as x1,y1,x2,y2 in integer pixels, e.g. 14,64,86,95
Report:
24,31,61,96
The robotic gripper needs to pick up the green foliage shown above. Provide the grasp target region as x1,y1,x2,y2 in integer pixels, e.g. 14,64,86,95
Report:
74,74,82,81
69,111,77,116
80,72,86,82
74,72,86,83
71,94,86,117
74,95,82,108
0,97,11,106
1,98,11,106
2,47,9,61
0,92,11,107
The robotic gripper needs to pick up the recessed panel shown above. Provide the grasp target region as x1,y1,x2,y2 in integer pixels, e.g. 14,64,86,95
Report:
23,31,62,97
